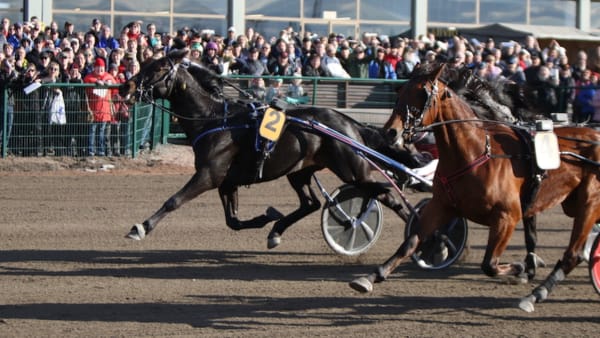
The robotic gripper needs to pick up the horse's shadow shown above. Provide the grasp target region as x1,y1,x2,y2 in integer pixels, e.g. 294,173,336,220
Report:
0,249,475,281
1,249,598,330
0,294,597,330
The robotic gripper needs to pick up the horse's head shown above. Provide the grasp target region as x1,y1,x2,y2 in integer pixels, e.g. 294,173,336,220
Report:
119,49,189,104
384,63,448,147
119,48,226,107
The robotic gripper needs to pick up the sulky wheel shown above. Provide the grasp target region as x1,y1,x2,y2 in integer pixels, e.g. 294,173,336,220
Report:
404,198,468,269
321,184,383,256
588,231,600,295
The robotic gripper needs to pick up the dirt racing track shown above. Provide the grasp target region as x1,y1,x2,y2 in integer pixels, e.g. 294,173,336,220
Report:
0,145,599,337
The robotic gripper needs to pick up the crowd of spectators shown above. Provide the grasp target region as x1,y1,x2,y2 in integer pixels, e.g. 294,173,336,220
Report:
0,16,144,156
2,15,600,157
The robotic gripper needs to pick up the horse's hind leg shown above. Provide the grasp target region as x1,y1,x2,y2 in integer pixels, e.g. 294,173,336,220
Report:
520,235,589,312
126,172,214,240
218,183,284,231
367,182,409,222
520,195,600,312
523,215,545,280
519,243,585,312
267,169,321,249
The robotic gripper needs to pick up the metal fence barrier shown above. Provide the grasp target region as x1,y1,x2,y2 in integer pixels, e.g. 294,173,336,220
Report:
1,77,577,158
0,83,169,159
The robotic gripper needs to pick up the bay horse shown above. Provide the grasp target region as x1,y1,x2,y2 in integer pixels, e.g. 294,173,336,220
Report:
118,49,414,250
349,63,600,312
443,65,544,280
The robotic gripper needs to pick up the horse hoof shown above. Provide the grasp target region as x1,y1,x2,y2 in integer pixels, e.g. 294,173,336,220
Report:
433,245,449,265
530,252,546,268
512,261,526,275
507,273,529,285
267,234,281,249
518,295,537,313
349,277,373,293
125,224,146,240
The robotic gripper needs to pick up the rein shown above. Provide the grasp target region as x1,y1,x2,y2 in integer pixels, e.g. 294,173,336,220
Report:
557,135,600,146
415,118,530,134
141,94,240,122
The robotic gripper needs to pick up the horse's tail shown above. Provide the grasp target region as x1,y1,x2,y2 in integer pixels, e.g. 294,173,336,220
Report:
358,124,389,150
358,124,419,168
352,181,391,198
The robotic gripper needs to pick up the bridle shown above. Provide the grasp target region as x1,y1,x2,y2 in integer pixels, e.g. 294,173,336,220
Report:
400,78,524,137
136,56,180,105
400,79,440,143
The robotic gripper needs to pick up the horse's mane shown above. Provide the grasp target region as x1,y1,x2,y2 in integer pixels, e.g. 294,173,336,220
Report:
141,54,229,118
410,63,537,122
184,61,225,99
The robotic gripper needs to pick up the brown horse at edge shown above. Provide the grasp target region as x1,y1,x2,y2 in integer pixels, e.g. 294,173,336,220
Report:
349,63,600,312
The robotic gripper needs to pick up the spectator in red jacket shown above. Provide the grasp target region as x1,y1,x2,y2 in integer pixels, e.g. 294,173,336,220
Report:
84,57,116,156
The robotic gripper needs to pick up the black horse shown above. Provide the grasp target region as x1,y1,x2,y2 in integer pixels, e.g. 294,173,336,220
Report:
119,49,414,248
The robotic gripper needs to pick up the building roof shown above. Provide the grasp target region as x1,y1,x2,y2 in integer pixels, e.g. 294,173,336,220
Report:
458,23,600,42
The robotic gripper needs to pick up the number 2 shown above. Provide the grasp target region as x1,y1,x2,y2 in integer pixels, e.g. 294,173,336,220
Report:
264,109,282,132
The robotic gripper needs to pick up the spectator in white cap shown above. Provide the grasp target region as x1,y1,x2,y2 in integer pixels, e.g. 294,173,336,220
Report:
224,26,236,46
69,37,80,53
424,50,437,64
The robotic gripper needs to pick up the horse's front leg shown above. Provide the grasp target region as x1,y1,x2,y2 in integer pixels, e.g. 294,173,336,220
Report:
480,216,525,280
350,233,420,293
349,200,450,293
126,171,216,240
218,183,284,231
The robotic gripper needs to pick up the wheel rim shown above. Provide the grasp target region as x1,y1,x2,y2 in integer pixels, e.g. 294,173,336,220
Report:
589,233,600,294
322,184,383,256
406,198,468,270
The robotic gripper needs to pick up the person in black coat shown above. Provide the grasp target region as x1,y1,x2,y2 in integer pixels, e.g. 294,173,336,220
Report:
12,64,44,156
0,58,18,151
231,46,267,76
301,53,331,77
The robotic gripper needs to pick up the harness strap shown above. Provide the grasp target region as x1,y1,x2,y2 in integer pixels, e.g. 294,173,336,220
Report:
222,100,228,125
436,151,491,184
558,135,600,146
191,124,251,149
435,152,491,206
191,99,265,149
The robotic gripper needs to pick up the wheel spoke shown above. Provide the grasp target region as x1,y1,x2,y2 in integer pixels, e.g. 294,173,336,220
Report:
354,199,378,241
346,227,357,249
355,199,378,224
444,238,459,256
358,220,375,241
444,219,458,233
330,200,353,224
